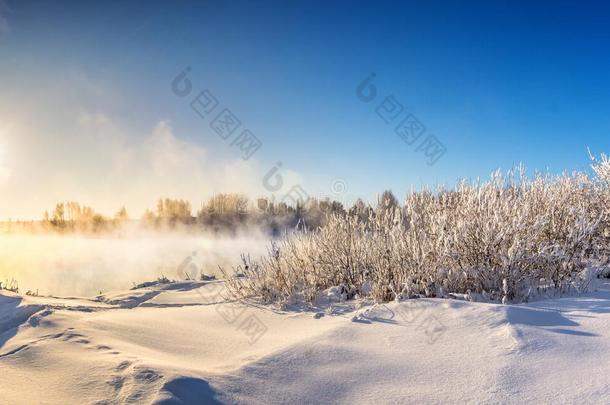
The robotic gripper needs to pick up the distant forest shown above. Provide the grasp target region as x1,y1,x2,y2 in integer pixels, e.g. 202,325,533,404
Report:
1,192,395,236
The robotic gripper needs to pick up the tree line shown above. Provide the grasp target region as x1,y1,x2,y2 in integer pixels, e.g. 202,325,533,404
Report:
33,193,395,235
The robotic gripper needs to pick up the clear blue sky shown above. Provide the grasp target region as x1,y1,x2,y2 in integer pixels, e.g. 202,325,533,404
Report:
1,0,609,218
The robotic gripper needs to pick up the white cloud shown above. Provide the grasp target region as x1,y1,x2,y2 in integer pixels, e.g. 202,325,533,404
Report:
0,108,266,218
60,116,265,217
0,70,293,219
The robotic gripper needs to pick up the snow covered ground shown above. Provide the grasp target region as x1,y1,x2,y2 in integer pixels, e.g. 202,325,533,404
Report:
1,280,609,404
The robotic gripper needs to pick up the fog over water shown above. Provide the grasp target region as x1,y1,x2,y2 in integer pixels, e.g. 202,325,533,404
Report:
0,232,269,296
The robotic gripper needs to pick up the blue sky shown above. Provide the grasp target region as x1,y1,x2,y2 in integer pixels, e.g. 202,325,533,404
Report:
1,0,609,218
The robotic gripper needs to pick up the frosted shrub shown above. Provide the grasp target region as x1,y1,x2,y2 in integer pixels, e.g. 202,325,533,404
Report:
224,162,609,304
591,153,610,184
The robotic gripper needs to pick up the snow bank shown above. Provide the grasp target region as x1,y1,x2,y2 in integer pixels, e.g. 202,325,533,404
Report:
1,280,609,404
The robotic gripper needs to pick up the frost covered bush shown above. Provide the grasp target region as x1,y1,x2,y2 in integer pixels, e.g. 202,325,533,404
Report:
224,160,610,304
